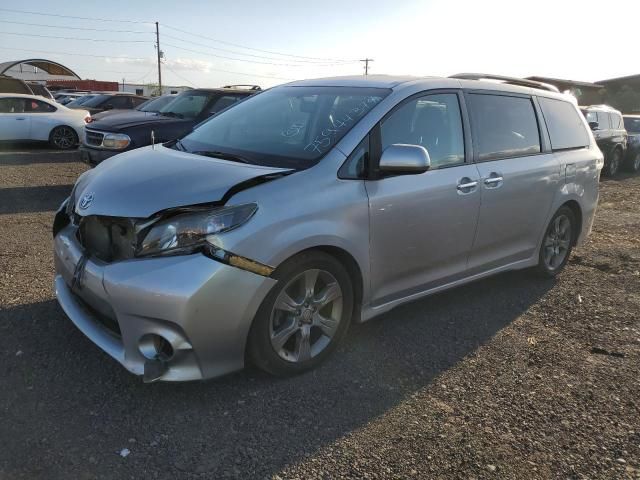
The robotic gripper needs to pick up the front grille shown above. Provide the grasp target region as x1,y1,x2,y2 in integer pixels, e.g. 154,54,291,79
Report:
85,130,104,147
78,216,137,262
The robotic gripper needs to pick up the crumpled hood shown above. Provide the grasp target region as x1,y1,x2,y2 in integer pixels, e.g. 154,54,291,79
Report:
73,145,291,218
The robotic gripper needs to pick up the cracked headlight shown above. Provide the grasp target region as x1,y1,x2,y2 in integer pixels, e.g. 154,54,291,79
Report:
136,203,257,257
102,133,131,150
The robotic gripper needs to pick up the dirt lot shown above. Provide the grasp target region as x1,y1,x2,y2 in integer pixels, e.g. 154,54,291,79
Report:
0,149,638,480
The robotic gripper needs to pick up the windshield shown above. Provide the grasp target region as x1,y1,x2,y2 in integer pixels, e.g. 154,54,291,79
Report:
624,117,640,132
180,86,390,168
159,91,213,119
66,95,95,107
81,94,111,107
139,95,176,112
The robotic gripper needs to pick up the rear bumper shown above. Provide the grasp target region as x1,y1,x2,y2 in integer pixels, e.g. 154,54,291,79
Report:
79,145,119,166
54,224,276,381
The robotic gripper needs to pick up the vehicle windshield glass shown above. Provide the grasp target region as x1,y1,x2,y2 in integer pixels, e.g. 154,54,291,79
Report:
81,94,111,107
624,117,640,132
67,95,95,107
159,91,213,119
139,95,175,112
180,86,390,168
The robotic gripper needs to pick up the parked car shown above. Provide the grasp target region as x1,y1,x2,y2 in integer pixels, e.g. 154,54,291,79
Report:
89,93,178,122
65,94,99,108
623,115,640,172
79,87,258,165
53,74,602,382
68,93,148,116
26,83,54,100
580,105,627,176
0,93,90,149
57,93,88,105
0,75,32,94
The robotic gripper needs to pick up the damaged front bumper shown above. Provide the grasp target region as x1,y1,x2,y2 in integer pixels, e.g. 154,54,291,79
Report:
53,223,276,381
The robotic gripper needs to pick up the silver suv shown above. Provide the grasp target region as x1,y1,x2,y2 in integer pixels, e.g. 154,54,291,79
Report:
53,74,602,382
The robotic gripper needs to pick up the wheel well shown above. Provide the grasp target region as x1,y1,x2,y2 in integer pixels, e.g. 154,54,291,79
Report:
49,125,78,140
301,246,364,322
561,200,582,245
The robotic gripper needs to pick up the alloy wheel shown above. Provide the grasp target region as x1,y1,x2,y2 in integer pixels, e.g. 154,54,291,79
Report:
52,127,76,149
609,150,621,175
269,269,343,363
543,214,572,271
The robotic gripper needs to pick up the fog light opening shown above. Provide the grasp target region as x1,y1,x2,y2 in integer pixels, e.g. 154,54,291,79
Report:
139,334,174,361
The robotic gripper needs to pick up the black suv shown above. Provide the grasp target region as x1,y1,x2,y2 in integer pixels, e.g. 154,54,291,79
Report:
580,105,627,176
69,93,148,116
623,115,640,172
80,86,260,166
0,75,33,94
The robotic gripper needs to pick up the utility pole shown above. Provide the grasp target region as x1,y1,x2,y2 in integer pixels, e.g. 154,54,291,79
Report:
155,21,162,95
360,58,374,76
122,78,125,92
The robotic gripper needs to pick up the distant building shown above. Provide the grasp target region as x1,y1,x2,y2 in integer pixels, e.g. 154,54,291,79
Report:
118,82,192,96
0,58,81,83
597,75,640,114
526,76,606,106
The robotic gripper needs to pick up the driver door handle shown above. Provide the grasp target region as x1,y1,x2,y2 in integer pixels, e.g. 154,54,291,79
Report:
457,181,478,190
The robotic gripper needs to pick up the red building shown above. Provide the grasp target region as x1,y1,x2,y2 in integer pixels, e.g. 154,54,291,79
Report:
46,79,119,91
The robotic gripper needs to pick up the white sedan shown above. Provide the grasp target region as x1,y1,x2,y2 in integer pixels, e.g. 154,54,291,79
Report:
0,94,90,150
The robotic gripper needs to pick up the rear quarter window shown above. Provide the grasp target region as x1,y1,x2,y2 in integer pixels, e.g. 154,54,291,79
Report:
539,97,589,150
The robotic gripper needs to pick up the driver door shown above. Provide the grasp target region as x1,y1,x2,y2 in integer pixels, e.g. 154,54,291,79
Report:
365,91,481,306
0,97,30,141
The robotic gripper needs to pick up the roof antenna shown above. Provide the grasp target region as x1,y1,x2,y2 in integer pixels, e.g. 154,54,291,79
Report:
151,130,155,150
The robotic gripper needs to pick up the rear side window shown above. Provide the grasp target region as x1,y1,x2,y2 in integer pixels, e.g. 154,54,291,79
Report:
611,113,623,129
27,99,56,113
539,98,589,150
468,94,541,161
108,96,132,109
597,112,610,129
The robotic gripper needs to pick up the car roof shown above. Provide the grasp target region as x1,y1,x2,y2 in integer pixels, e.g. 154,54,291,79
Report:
623,114,640,118
287,75,424,89
0,93,53,99
189,88,256,94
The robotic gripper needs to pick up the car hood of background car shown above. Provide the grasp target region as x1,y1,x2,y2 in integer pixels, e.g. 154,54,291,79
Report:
88,111,191,132
73,145,292,218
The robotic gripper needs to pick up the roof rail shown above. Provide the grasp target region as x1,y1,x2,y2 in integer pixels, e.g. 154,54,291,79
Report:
450,73,560,93
222,84,262,91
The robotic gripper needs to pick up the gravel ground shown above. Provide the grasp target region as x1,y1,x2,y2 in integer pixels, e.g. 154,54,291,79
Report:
0,149,638,480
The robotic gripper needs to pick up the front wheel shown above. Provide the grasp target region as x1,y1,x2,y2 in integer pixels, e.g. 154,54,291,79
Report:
628,152,640,172
535,206,576,278
247,251,354,377
49,126,78,150
603,148,622,177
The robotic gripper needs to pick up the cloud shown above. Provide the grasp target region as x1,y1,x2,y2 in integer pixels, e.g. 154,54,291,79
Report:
106,56,212,73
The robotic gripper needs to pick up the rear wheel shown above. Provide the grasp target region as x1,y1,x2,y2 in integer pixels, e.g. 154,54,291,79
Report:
603,148,622,177
535,206,576,278
49,126,78,150
248,251,354,377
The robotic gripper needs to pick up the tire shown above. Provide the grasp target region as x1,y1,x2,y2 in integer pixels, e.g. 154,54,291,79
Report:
49,126,78,150
247,251,354,377
535,206,576,278
627,151,640,173
603,148,622,177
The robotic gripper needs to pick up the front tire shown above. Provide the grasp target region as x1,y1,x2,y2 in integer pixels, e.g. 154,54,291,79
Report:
247,251,354,377
535,206,576,278
627,151,640,173
49,126,78,150
603,148,622,177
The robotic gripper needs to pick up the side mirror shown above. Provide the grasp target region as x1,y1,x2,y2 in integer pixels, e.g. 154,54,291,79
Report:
379,144,431,174
588,121,599,130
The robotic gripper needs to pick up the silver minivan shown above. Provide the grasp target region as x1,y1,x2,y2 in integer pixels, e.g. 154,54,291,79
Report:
53,74,602,382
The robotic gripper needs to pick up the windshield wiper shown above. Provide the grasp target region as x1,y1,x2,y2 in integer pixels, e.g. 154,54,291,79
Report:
192,150,252,164
161,111,184,119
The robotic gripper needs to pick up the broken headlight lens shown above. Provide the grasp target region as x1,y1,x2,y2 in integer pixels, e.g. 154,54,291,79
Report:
136,203,257,257
102,133,131,150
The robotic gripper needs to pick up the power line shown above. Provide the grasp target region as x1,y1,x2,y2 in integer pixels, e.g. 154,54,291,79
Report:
0,19,152,34
0,30,152,43
0,7,152,24
163,42,350,68
161,32,354,65
161,23,353,63
0,45,149,60
163,64,198,88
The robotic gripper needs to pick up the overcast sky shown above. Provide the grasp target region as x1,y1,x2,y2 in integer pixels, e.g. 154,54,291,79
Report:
0,0,637,88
